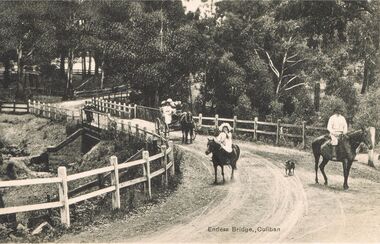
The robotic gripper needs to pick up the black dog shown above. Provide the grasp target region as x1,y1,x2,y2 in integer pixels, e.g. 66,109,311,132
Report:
284,160,295,176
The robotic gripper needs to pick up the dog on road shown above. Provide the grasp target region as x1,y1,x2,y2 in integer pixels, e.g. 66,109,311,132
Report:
284,160,296,176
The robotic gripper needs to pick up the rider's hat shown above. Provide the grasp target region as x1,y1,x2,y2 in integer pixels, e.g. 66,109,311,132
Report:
219,122,233,132
161,101,166,105
167,98,173,103
334,105,343,113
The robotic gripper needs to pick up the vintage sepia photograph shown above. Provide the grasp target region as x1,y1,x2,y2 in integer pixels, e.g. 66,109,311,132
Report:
0,0,379,243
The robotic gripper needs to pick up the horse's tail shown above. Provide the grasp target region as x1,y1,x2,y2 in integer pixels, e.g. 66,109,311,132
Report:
231,144,240,170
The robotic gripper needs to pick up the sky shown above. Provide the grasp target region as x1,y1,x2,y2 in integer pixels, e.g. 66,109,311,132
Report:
182,0,216,17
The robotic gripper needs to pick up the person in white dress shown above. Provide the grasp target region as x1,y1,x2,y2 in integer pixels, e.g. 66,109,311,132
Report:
216,123,233,153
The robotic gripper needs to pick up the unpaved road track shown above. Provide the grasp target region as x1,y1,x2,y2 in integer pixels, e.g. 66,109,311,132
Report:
57,103,380,242
126,137,308,243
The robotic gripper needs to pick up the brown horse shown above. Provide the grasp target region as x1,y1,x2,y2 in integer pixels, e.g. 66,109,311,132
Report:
312,129,373,190
205,138,240,184
180,111,194,144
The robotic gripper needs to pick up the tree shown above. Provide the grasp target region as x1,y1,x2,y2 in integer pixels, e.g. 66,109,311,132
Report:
0,1,55,99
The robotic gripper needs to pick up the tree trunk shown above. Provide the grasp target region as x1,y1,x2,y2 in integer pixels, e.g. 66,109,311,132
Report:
100,59,105,90
94,51,100,76
314,81,320,111
60,49,66,79
189,72,194,112
65,49,74,99
3,57,11,89
81,52,86,80
88,51,92,75
361,58,369,94
16,45,24,99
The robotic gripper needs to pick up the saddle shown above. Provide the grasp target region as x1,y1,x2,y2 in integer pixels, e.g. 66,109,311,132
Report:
321,135,352,160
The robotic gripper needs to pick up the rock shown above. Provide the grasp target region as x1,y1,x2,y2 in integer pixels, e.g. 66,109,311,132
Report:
16,223,27,231
9,234,22,242
31,221,53,235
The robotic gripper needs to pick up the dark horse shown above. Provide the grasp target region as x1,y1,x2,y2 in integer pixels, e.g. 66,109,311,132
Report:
205,138,240,184
180,111,194,144
312,129,373,190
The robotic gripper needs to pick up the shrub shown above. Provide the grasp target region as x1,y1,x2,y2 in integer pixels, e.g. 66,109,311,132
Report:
353,87,380,142
233,94,257,120
319,95,347,126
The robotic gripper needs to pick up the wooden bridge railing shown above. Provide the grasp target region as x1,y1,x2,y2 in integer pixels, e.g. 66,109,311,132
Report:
0,107,173,228
87,97,161,123
27,100,80,122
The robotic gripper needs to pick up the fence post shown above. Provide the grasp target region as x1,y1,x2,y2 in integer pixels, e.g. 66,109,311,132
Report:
143,150,151,199
110,156,121,210
58,167,70,227
254,117,258,141
36,101,40,115
233,115,237,132
276,119,281,145
42,102,46,117
123,103,127,118
134,104,137,119
143,126,147,141
302,121,306,149
168,140,175,176
135,124,139,138
27,99,30,113
368,127,376,167
199,113,202,127
215,114,219,130
13,100,16,113
126,121,131,134
161,145,168,187
47,103,51,119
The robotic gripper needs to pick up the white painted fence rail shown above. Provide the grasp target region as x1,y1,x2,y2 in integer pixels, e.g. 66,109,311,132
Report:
1,102,174,228
0,144,174,227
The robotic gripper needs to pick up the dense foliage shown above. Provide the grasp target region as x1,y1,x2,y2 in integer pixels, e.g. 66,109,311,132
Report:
0,0,379,126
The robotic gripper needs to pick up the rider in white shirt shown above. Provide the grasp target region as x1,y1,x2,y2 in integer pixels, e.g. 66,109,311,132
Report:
327,106,348,158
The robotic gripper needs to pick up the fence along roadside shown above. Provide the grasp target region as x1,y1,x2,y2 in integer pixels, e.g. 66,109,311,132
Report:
0,103,174,228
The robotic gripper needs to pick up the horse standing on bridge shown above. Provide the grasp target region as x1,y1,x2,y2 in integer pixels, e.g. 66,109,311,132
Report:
180,111,194,144
205,138,240,184
311,128,373,190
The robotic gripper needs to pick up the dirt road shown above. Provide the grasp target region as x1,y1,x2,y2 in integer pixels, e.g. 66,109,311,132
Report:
55,104,380,242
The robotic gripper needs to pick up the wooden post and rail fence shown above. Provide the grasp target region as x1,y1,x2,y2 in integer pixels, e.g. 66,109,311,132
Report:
0,107,174,227
191,114,324,149
0,145,174,227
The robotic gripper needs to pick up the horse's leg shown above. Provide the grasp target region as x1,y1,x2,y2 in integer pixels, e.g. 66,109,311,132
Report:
214,165,218,184
182,128,185,144
315,154,320,184
185,128,189,144
231,167,234,180
343,159,352,190
221,165,225,183
319,158,329,185
190,126,193,144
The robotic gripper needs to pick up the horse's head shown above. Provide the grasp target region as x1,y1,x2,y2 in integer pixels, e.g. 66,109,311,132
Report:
205,137,220,155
